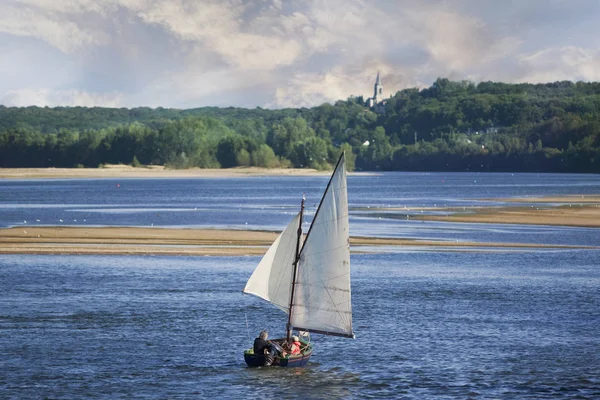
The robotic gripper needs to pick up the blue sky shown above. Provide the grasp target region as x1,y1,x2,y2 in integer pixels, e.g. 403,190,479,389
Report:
1,0,599,108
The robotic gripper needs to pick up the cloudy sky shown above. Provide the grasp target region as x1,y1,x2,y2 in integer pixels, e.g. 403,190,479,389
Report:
1,0,600,109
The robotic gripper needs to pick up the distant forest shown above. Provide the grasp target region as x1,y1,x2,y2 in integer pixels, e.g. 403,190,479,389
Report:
1,78,599,172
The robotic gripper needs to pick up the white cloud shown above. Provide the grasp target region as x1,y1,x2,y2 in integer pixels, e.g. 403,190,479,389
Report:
0,2,110,53
13,0,107,14
0,0,599,108
407,8,521,71
272,63,425,108
135,67,272,108
517,46,600,82
133,0,303,70
1,88,123,107
298,0,382,54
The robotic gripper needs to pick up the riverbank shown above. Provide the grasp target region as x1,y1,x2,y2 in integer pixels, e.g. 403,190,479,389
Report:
0,226,593,256
0,165,345,179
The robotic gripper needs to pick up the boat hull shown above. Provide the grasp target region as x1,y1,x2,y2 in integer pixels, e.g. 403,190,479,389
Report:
244,341,313,368
244,349,313,368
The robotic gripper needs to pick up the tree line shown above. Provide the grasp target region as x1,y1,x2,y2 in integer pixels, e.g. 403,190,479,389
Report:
1,78,599,172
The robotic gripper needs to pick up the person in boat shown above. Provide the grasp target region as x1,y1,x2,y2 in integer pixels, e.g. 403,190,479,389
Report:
253,330,278,365
288,335,302,356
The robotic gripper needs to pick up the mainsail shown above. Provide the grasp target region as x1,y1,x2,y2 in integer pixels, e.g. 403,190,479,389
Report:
290,154,353,338
243,152,353,339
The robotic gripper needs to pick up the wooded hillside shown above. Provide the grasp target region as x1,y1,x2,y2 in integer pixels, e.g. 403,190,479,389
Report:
1,78,599,172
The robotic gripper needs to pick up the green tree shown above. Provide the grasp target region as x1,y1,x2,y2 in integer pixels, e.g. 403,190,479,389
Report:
290,136,329,169
216,135,247,168
251,144,278,167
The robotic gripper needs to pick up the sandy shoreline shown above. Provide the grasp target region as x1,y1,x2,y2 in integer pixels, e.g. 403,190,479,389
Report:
0,165,371,179
0,226,594,256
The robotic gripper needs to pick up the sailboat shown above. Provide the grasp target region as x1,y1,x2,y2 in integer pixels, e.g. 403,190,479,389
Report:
243,152,354,368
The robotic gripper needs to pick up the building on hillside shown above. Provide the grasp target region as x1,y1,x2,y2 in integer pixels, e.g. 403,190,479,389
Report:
366,71,386,114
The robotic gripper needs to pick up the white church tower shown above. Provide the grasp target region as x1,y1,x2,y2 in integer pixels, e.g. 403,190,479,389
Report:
373,71,383,104
368,71,386,114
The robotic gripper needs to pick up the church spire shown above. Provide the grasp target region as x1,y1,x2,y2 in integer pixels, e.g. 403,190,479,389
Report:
373,71,383,102
368,70,386,115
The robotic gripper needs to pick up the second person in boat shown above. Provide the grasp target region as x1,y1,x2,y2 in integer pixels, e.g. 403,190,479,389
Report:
288,335,302,355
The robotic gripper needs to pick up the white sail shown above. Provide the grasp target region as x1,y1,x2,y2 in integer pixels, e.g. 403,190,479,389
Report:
290,154,353,338
243,213,301,313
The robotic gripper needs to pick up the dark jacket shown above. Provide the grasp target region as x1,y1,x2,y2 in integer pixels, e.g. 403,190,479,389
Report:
253,337,270,354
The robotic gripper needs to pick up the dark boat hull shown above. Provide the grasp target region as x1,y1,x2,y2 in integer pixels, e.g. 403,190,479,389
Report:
244,341,313,368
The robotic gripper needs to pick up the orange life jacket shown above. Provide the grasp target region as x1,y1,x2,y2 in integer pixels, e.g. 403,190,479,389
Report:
290,341,301,355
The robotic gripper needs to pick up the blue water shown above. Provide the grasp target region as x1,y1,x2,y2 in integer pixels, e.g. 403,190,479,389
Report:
1,252,599,399
1,172,600,398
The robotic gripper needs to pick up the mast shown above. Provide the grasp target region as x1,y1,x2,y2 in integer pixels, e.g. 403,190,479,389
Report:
286,194,304,341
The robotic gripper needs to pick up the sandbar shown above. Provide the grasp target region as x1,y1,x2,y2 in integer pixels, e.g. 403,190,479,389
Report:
0,165,350,179
482,195,600,204
0,226,593,256
385,204,600,227
415,205,600,227
357,194,600,228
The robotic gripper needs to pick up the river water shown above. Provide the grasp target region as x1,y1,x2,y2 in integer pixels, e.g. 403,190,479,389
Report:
1,172,599,398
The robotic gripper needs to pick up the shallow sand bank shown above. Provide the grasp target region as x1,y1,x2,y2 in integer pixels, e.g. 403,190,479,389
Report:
483,195,600,204
0,165,354,179
0,226,592,256
410,204,600,227
359,195,600,228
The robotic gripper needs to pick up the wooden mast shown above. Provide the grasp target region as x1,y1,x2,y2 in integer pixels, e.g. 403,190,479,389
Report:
286,194,304,341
